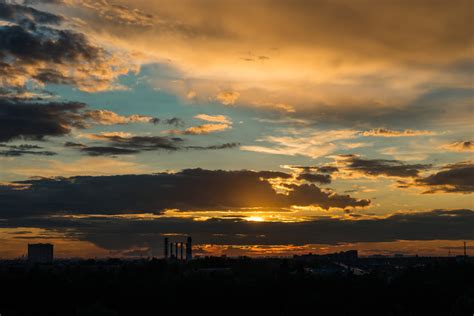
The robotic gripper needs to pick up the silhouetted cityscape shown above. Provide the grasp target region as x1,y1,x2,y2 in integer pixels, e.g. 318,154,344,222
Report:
0,239,472,315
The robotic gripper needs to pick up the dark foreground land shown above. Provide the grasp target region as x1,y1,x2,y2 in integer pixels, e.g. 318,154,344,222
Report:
0,256,473,316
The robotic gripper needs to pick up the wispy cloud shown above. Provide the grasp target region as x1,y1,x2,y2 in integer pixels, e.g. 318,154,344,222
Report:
361,128,435,137
441,140,474,152
241,129,360,159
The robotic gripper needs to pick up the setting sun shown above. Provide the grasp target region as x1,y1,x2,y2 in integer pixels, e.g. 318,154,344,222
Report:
245,216,265,222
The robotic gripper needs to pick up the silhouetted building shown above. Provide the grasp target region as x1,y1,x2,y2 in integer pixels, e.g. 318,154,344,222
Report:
294,250,358,262
28,243,53,264
164,236,192,261
164,237,169,259
186,236,192,261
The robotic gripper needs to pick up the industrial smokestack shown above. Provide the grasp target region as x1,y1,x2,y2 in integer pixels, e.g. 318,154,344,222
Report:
175,242,178,259
186,236,192,261
180,242,184,260
164,237,169,259
170,242,174,259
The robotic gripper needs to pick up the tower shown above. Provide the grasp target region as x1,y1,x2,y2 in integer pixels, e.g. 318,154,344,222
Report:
186,236,192,261
164,237,169,259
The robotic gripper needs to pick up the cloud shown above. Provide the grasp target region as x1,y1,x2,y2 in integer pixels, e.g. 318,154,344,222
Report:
0,2,136,93
186,142,240,150
0,143,56,156
337,155,431,178
284,165,339,174
80,146,139,156
0,97,167,142
82,110,157,125
241,129,359,159
194,114,231,124
64,141,85,147
2,209,472,251
0,2,63,25
183,123,231,135
216,91,240,105
0,169,369,218
74,133,240,155
163,117,185,127
82,134,183,151
361,128,435,137
414,161,474,194
441,141,474,152
0,98,86,142
24,0,472,123
297,173,331,184
166,114,232,135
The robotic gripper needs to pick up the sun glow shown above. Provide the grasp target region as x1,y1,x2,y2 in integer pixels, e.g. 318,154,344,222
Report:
245,216,265,222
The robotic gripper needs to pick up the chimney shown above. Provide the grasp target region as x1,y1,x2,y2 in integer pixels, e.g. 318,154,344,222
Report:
170,242,174,259
186,236,192,261
175,242,178,259
164,237,169,259
180,242,184,260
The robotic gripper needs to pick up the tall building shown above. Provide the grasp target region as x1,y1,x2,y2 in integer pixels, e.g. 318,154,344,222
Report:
164,237,169,259
186,237,192,261
28,243,53,264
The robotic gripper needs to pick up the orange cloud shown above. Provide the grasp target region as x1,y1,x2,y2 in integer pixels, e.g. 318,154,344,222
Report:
83,110,155,125
441,141,474,152
215,91,240,105
184,123,231,135
194,114,231,124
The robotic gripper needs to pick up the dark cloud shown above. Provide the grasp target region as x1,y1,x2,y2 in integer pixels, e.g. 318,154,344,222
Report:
2,209,472,251
87,134,183,151
31,69,76,85
78,134,240,156
0,98,193,149
287,165,339,174
186,142,240,150
0,2,134,93
297,173,331,184
341,155,431,178
0,98,86,142
164,117,185,127
0,24,100,66
254,170,292,179
80,146,139,156
415,162,474,193
64,141,85,148
0,143,56,156
0,169,369,218
0,2,63,25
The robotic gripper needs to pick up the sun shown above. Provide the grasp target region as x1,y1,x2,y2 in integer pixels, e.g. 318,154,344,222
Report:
245,216,265,222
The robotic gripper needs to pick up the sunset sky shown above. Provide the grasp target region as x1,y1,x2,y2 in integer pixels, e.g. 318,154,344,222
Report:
0,0,472,258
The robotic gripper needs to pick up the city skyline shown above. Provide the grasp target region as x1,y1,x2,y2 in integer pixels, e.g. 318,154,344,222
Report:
0,0,473,259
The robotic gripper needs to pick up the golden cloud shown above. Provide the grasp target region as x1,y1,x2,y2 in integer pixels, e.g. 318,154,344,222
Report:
83,110,155,125
184,123,231,135
441,141,474,152
30,0,472,113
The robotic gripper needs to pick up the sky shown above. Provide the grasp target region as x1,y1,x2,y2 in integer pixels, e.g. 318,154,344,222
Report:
0,0,473,258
